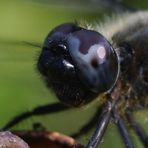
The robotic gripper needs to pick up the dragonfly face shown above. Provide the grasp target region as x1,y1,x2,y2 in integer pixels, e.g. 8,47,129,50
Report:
3,11,148,148
36,12,148,147
38,23,119,106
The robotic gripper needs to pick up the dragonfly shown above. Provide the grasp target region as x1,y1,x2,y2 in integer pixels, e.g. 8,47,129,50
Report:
2,10,148,148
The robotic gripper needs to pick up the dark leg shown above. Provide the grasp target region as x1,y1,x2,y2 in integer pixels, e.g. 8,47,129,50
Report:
126,110,148,148
71,107,103,138
113,109,135,148
86,100,113,148
3,102,69,130
86,81,122,148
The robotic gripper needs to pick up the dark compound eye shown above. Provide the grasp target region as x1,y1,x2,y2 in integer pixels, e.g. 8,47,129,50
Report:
38,23,119,106
43,23,82,49
66,29,119,93
38,23,82,76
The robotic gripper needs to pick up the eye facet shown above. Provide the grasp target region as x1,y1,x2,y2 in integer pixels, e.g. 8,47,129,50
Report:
66,29,119,93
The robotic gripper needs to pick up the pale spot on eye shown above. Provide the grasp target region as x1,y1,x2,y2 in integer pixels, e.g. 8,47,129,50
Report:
97,46,106,59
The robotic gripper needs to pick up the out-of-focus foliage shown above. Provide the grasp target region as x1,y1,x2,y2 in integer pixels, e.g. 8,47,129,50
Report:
0,0,147,148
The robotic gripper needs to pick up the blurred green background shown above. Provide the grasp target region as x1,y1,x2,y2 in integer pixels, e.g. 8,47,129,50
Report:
0,0,148,147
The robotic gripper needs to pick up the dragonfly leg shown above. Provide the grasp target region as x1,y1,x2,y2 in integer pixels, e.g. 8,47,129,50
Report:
86,100,113,148
2,102,69,130
126,109,148,148
113,109,135,148
71,106,103,138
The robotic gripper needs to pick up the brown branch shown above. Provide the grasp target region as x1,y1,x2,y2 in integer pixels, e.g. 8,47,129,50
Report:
12,130,84,148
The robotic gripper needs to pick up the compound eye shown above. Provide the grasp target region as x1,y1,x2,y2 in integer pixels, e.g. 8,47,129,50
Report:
52,44,68,55
43,23,82,49
66,29,119,93
50,23,82,35
39,23,82,77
